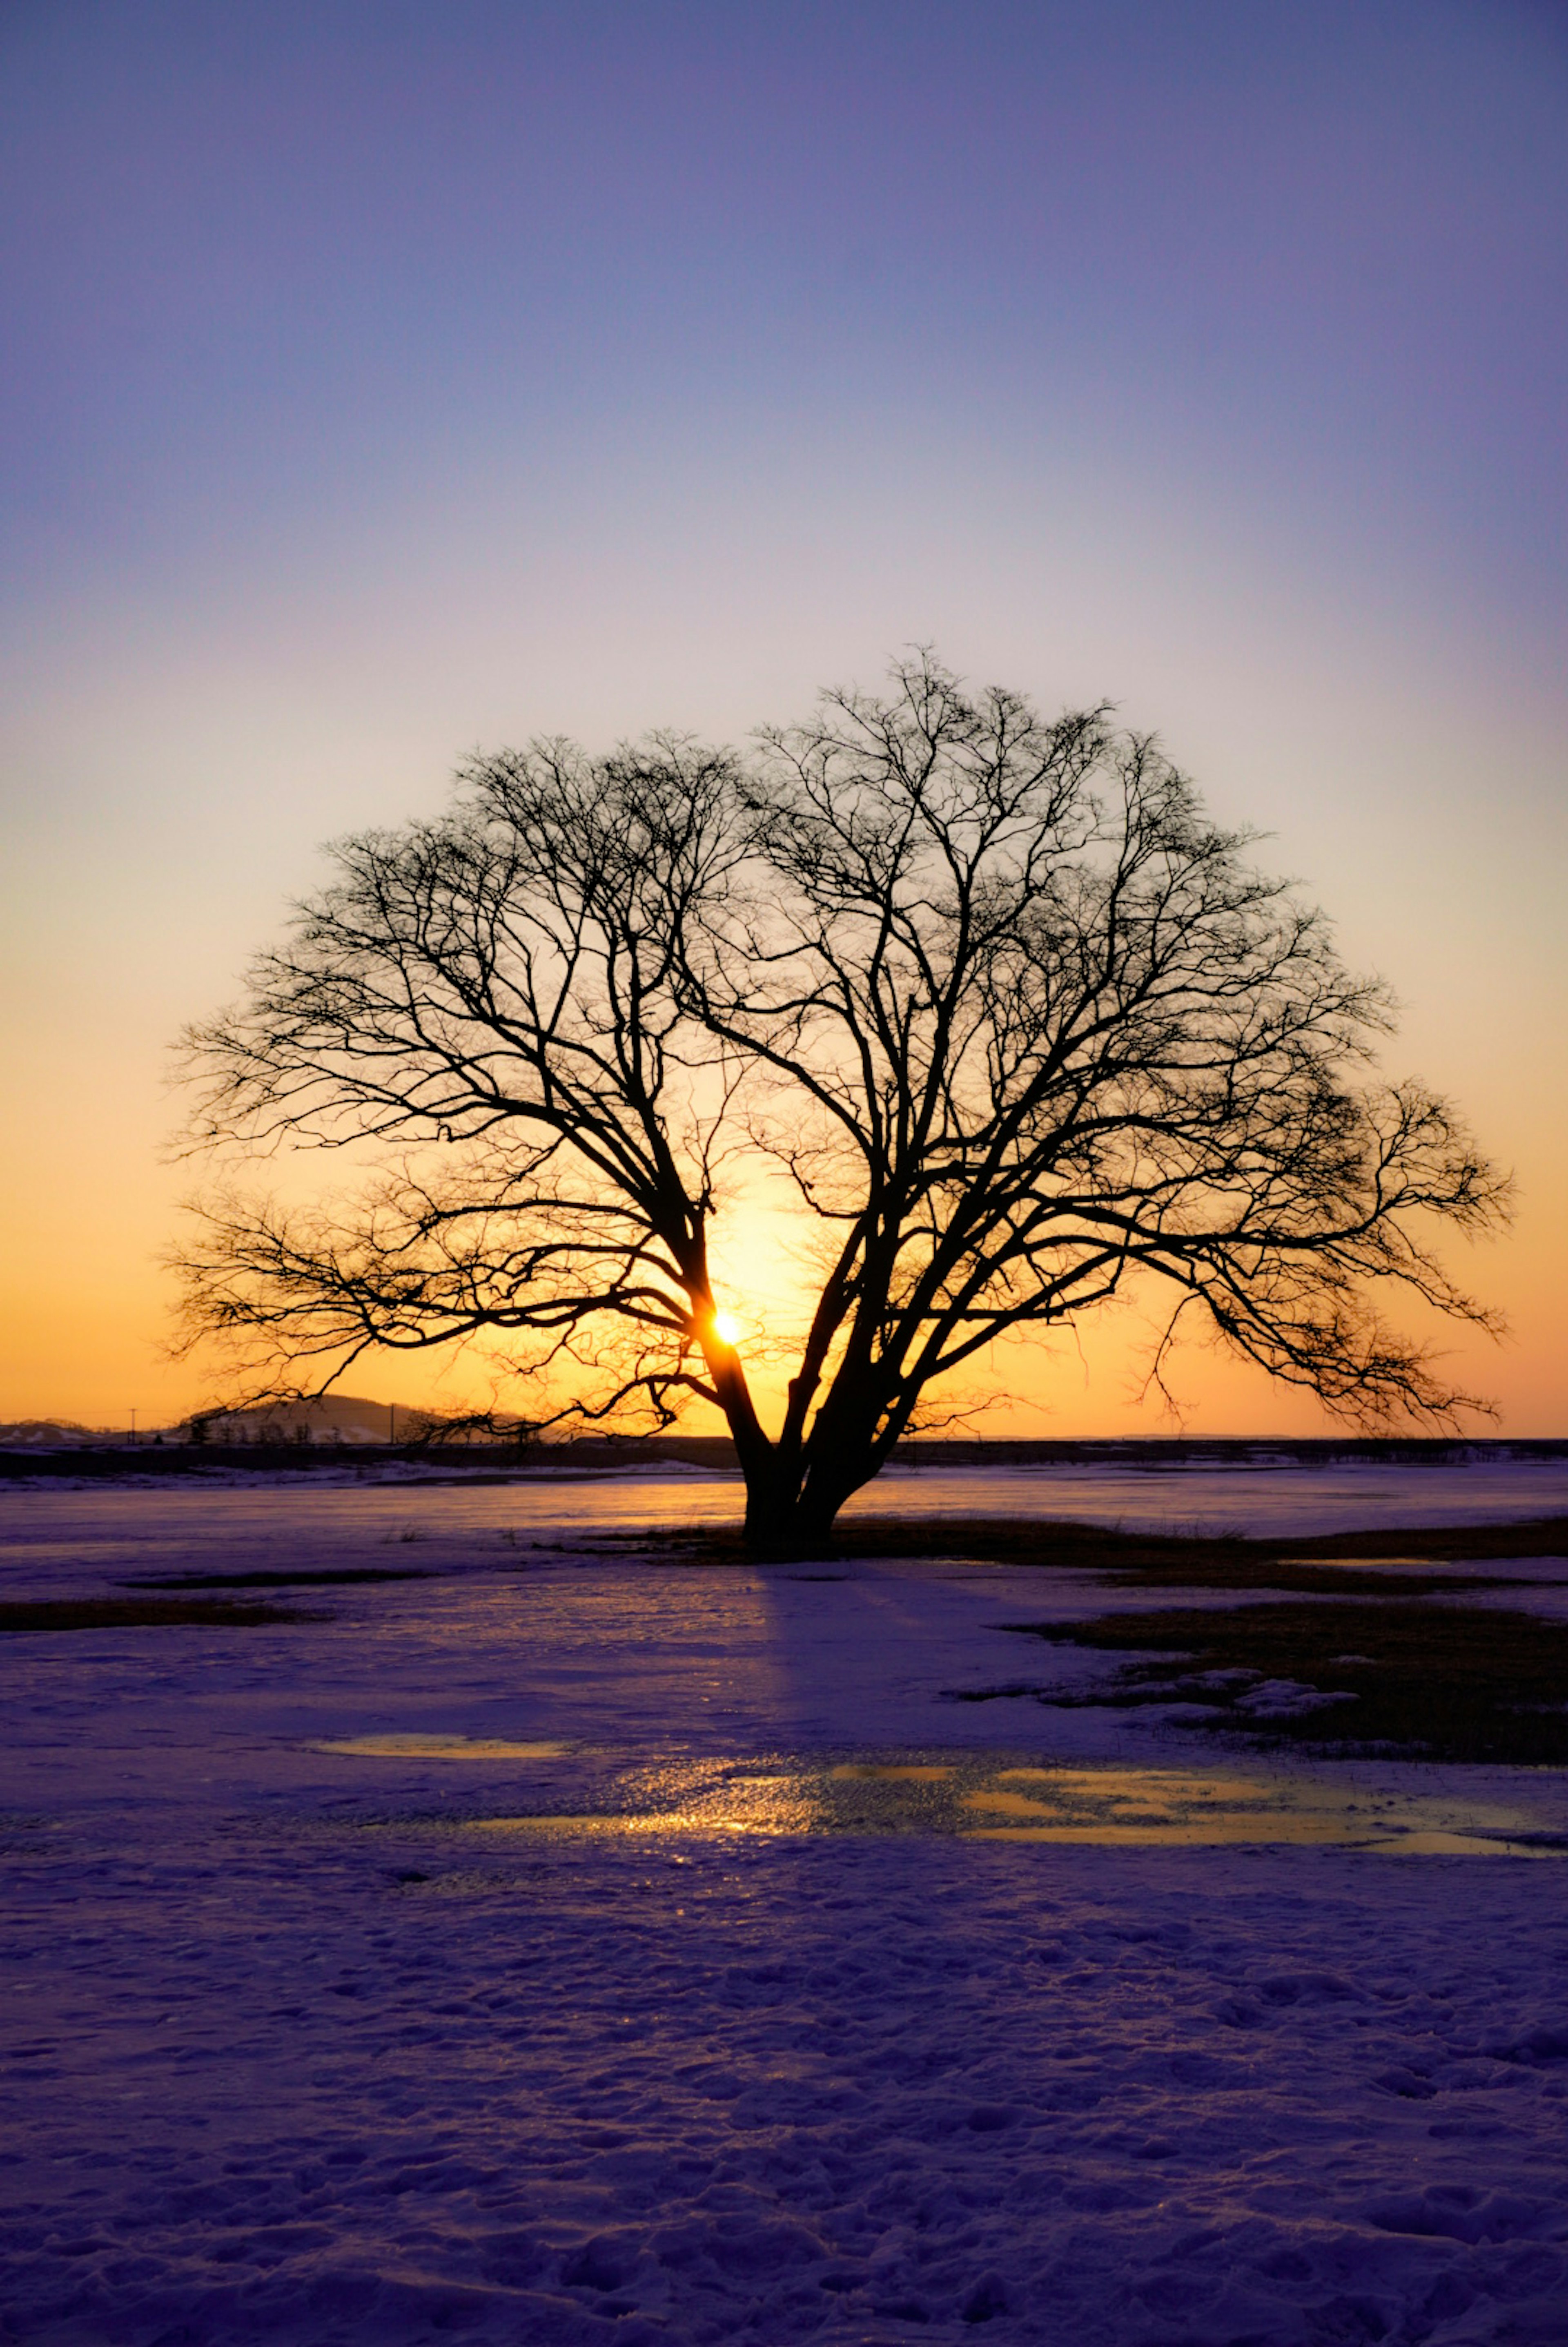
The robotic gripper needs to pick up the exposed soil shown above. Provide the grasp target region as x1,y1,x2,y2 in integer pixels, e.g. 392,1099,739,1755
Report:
624,1511,1568,1593
1001,1597,1568,1765
120,1568,437,1590
0,1597,330,1634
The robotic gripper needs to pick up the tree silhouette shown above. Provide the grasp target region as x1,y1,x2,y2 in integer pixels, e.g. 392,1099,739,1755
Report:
175,655,1507,1541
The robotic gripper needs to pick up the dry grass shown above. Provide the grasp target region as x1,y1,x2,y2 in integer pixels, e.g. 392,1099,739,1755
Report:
624,1512,1568,1594
1001,1599,1568,1765
120,1568,434,1590
0,1598,328,1635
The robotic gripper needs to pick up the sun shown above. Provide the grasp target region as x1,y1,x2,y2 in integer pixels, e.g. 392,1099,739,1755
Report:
711,1311,741,1348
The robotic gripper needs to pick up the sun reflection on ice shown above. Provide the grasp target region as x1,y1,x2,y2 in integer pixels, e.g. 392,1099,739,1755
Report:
956,1766,1559,1850
314,1735,571,1759
470,1770,821,1838
309,1753,1568,1855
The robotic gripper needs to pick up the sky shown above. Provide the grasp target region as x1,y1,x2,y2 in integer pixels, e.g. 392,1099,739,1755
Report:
2,0,1565,1436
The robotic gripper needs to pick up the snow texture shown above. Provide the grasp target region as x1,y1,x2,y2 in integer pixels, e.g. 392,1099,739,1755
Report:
3,1470,1568,2345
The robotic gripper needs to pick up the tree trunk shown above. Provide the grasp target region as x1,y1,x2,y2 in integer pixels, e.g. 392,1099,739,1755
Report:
737,1443,867,1554
725,1367,891,1552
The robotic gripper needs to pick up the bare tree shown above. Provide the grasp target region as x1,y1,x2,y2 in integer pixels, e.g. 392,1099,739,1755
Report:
175,655,1508,1542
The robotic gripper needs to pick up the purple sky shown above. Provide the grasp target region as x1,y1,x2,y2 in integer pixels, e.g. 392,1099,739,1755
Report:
3,0,1565,1428
7,3,1565,610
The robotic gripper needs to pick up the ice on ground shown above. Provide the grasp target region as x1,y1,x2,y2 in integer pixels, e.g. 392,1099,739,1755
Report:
6,1449,1568,1558
315,1735,572,1760
3,1474,1568,2345
346,1751,1562,1856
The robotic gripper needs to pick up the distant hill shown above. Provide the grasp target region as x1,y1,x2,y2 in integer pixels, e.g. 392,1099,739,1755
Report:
183,1394,396,1445
0,1418,99,1448
177,1395,543,1446
181,1394,492,1445
0,1395,524,1451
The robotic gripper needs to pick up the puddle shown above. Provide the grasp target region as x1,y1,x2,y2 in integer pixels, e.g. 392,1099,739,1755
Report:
962,1765,1354,1842
470,1774,822,1838
1277,1557,1439,1570
955,1763,1564,1851
314,1735,570,1760
347,1753,1567,1854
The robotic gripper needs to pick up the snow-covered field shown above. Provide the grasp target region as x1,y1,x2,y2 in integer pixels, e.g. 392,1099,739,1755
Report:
14,1450,1568,1538
4,1468,1568,2345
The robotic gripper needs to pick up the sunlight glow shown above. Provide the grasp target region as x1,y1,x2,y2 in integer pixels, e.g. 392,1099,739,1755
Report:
711,1311,741,1348
440,1757,1557,1853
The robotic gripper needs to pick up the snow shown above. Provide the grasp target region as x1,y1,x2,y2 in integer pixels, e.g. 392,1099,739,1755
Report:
12,1449,1568,1533
3,1472,1568,2344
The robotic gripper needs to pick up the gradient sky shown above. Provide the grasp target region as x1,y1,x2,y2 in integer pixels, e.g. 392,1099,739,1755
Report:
3,0,1564,1434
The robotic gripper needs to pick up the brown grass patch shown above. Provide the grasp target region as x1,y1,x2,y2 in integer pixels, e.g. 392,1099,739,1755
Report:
1002,1598,1568,1765
120,1568,434,1590
0,1598,329,1635
618,1513,1568,1596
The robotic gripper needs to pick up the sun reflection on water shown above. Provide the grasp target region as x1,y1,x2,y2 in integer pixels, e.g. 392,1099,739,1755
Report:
319,1748,1564,1856
315,1735,571,1760
468,1767,823,1838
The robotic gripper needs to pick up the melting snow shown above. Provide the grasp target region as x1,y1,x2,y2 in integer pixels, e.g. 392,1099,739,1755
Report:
3,1473,1568,2343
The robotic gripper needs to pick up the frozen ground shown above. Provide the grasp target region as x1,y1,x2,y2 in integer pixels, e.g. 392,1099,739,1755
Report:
3,1472,1568,2345
12,1451,1568,1540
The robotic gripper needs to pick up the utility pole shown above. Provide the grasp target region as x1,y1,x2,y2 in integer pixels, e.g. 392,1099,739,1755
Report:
129,1407,137,1448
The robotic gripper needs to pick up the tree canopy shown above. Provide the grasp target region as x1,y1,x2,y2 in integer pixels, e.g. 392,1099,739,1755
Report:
175,654,1508,1539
